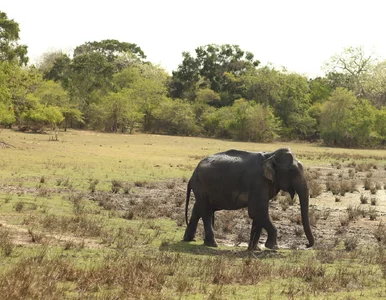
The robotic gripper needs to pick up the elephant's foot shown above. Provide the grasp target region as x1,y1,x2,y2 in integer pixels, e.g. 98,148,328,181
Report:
204,240,218,247
183,232,196,242
247,245,262,251
183,237,196,242
264,240,278,250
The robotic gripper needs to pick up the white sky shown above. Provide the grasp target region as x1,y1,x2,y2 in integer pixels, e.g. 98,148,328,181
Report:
2,0,386,78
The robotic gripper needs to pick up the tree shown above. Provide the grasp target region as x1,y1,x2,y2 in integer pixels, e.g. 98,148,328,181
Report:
323,46,376,96
152,98,199,135
308,77,332,104
320,88,377,147
128,64,169,131
203,99,281,142
0,11,28,65
170,44,259,103
274,72,315,138
29,80,83,130
374,108,386,143
42,40,149,127
362,60,386,107
20,101,64,132
0,102,15,126
320,88,357,146
73,39,146,64
96,89,143,133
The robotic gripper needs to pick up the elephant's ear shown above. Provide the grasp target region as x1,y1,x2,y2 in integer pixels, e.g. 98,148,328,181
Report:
262,157,275,182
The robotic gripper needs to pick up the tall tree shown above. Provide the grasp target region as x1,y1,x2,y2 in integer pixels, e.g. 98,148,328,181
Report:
0,11,28,65
362,60,386,107
323,46,376,96
170,44,259,103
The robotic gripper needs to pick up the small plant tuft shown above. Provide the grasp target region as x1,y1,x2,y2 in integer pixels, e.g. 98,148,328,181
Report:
360,194,368,204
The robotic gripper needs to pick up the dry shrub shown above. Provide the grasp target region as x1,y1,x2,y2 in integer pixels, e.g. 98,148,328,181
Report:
344,236,359,251
369,207,378,220
348,168,355,178
363,178,372,190
111,179,123,193
216,211,237,234
77,253,169,297
166,181,176,189
88,179,99,193
339,180,353,196
309,207,321,227
370,185,378,195
14,200,24,212
134,180,147,187
28,227,45,243
346,205,360,221
309,179,322,198
94,193,115,211
279,197,289,211
355,163,372,172
374,222,386,245
316,247,337,264
360,194,368,204
0,256,77,299
326,180,340,195
0,227,14,256
42,214,104,237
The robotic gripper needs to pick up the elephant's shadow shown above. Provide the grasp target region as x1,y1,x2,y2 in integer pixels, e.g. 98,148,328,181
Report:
159,241,282,259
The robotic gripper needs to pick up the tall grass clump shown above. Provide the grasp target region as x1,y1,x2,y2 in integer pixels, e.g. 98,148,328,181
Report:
0,227,14,256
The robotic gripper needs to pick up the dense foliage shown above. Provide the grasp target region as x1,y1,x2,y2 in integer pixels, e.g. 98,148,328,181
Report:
1,11,386,147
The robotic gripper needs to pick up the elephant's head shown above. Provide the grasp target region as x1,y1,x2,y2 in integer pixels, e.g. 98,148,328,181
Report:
262,148,314,248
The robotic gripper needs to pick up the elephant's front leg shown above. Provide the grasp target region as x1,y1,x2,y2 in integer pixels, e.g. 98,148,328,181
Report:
262,218,278,249
248,219,262,251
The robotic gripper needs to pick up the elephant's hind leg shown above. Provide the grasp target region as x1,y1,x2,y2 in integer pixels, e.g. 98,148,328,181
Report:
248,219,262,251
183,203,200,242
202,211,217,247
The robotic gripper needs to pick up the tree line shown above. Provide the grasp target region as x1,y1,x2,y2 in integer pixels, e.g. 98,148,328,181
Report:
1,11,386,147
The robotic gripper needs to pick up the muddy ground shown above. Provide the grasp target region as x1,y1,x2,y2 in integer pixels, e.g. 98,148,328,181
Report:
1,163,385,250
105,162,386,250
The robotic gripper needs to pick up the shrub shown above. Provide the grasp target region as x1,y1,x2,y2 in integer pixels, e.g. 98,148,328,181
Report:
0,227,14,256
309,180,322,198
360,194,368,204
369,207,378,220
344,236,359,251
363,178,372,190
111,180,123,193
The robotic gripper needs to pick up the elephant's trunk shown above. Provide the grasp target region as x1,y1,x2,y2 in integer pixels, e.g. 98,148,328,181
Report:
295,181,315,248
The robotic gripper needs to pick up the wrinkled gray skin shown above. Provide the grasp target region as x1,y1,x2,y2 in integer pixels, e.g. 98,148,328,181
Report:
183,148,314,250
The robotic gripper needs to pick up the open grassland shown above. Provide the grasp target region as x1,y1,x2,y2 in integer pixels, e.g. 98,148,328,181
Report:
1,129,386,299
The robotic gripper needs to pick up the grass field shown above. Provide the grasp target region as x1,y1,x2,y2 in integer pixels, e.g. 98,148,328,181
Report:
0,129,386,299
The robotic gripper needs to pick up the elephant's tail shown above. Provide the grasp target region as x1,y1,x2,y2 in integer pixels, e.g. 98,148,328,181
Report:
185,180,192,226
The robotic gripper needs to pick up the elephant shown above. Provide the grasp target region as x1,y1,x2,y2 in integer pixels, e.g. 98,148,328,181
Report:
183,148,314,250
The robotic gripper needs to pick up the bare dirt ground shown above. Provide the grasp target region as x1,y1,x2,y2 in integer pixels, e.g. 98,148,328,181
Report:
1,163,385,250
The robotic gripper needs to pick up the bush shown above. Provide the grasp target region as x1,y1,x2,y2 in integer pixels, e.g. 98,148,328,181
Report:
320,88,377,147
152,98,200,136
204,99,281,142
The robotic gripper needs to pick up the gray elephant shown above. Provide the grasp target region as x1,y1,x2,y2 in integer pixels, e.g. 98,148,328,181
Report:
183,148,314,250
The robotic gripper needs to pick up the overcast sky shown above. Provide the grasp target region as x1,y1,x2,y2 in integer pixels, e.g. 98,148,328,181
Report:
2,0,386,77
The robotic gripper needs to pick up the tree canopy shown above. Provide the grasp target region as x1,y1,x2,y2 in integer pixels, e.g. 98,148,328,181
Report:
1,10,386,148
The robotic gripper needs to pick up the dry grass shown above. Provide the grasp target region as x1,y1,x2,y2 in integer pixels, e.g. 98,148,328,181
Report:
0,130,386,299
